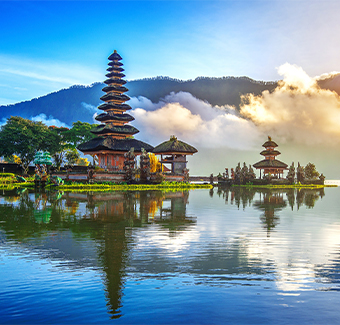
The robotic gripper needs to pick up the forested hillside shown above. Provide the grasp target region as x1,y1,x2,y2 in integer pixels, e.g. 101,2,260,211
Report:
1,74,339,125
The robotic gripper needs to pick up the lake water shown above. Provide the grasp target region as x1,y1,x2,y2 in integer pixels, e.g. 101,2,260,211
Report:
0,186,340,324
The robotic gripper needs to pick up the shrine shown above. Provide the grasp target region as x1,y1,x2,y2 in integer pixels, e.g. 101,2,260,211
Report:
78,50,153,170
153,136,198,174
253,136,288,178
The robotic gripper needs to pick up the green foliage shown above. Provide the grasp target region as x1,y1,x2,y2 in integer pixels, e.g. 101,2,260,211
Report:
65,121,96,149
65,148,80,166
0,173,15,177
0,116,59,173
304,162,320,179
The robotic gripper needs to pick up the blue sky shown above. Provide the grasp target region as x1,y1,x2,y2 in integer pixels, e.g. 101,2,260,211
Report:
1,0,340,105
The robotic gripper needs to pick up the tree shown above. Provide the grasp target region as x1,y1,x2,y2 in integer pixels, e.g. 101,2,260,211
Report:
4,155,22,164
65,121,96,149
65,148,80,166
48,126,71,170
77,157,90,166
0,116,59,173
304,163,320,179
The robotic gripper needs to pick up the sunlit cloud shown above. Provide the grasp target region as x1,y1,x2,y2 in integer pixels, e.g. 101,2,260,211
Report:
130,92,262,150
240,63,340,145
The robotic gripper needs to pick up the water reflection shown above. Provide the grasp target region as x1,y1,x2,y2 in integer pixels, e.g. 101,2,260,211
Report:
217,187,325,236
0,189,194,318
0,186,336,322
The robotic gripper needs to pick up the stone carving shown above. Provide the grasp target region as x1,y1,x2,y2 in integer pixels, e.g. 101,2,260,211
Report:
287,162,295,183
124,147,136,183
140,148,151,183
296,162,305,183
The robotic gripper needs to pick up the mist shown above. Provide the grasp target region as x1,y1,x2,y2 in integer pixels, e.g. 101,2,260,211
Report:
240,63,340,146
130,92,263,150
129,65,340,178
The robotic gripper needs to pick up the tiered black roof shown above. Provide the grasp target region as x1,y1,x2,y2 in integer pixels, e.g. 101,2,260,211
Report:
97,103,132,111
253,136,288,171
95,113,134,123
91,124,139,136
100,93,130,102
107,66,124,72
78,137,154,153
78,50,153,155
102,85,129,93
104,78,127,85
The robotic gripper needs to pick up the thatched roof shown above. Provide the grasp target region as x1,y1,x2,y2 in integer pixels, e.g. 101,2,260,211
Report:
260,150,281,156
105,72,126,79
253,159,288,169
78,137,154,153
97,103,132,111
100,93,130,102
102,85,128,93
107,67,124,72
108,50,122,61
95,113,134,123
104,78,127,86
262,136,278,148
153,136,198,154
91,124,139,136
108,61,123,67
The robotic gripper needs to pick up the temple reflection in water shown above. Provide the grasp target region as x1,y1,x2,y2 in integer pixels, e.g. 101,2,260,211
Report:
216,186,325,235
0,189,193,318
0,186,327,318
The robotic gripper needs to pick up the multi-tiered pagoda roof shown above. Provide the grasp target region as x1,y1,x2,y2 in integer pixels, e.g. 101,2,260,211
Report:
253,136,287,177
78,50,153,155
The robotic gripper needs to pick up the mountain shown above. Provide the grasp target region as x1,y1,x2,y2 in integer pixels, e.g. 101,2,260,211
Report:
0,77,277,125
1,74,339,125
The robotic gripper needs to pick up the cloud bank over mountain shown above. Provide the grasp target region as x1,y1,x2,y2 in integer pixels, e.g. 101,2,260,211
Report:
130,64,340,152
130,92,262,150
240,63,340,146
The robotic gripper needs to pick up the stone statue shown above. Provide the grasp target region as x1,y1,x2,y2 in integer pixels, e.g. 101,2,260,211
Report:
140,148,151,183
248,165,256,180
124,147,136,183
209,173,214,185
225,168,229,180
287,162,295,183
297,162,305,183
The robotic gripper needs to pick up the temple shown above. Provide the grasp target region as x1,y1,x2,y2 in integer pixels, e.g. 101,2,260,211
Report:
253,136,288,178
153,136,198,174
78,51,153,170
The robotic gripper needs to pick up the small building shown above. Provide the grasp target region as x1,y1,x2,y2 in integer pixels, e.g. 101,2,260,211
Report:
253,136,288,179
153,136,198,174
78,50,153,170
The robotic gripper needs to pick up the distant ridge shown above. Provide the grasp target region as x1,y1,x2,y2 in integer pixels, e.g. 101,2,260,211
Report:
1,74,339,125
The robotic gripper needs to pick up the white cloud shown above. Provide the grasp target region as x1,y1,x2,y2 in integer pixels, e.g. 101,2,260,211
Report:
130,92,262,150
31,113,70,128
81,102,100,123
240,63,340,145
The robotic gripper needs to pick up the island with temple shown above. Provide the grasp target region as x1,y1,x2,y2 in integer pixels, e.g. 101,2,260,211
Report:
216,136,326,187
66,50,198,184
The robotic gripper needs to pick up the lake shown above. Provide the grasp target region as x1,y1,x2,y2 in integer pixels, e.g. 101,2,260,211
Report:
0,186,339,324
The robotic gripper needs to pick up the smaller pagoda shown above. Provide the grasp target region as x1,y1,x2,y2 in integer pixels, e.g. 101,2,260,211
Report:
153,136,198,174
253,136,288,179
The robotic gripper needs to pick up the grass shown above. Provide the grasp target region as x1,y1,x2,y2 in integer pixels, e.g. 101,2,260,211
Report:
54,181,213,192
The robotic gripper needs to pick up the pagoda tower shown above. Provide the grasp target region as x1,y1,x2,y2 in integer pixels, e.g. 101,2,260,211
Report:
253,136,288,179
78,50,153,170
